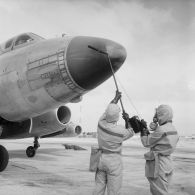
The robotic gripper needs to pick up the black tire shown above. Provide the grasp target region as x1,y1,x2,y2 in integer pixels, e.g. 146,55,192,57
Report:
26,146,36,158
0,145,9,172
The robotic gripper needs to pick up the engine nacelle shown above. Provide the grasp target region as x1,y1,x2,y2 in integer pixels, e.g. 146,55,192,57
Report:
41,122,82,138
64,122,82,136
30,106,71,137
0,106,71,139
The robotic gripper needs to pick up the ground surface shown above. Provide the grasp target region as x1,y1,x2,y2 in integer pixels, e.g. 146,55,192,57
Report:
0,137,194,195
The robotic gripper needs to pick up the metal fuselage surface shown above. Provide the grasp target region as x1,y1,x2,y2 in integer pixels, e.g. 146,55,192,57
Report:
0,36,84,121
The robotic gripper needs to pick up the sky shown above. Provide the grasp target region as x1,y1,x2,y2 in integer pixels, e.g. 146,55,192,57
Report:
0,0,194,135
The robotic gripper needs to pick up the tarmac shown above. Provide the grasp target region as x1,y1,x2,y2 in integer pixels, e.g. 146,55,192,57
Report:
0,137,194,195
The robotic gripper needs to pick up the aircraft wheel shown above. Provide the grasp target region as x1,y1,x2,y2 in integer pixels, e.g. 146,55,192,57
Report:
26,146,36,158
0,145,9,172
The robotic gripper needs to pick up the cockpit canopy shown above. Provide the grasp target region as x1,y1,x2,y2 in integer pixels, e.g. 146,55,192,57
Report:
0,32,45,55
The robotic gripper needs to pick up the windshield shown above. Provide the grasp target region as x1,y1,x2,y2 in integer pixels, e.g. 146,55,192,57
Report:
15,34,33,46
31,33,45,40
0,38,14,53
0,32,45,55
5,38,14,49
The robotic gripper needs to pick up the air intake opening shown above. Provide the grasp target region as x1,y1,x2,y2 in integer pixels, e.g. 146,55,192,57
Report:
57,106,71,124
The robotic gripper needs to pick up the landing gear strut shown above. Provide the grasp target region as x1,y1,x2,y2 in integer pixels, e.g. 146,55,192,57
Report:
26,137,40,158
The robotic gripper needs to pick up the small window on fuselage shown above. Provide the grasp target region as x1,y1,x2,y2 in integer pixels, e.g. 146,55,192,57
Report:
15,34,33,46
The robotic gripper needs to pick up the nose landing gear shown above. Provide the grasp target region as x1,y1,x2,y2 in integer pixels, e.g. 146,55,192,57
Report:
26,137,40,158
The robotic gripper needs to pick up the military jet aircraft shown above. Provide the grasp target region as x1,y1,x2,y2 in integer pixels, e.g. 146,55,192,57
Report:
0,32,126,171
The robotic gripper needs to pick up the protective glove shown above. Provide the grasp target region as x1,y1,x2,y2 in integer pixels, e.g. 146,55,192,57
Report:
141,119,147,129
111,90,122,104
128,116,149,134
122,112,131,129
122,112,129,121
129,116,142,133
140,119,150,136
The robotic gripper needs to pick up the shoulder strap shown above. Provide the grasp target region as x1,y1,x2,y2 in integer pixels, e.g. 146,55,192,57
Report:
98,123,124,138
164,131,177,136
151,131,178,145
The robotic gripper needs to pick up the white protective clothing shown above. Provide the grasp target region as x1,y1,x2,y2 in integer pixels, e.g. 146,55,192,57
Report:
93,103,134,195
141,105,179,195
105,103,121,123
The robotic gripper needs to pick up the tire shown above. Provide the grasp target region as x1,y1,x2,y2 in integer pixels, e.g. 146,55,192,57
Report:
0,145,9,172
26,146,36,158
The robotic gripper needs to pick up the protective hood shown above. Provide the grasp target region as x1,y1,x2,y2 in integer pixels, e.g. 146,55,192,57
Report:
156,104,173,125
105,103,121,123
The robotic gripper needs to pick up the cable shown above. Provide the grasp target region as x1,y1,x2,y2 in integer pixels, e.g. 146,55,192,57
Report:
116,76,142,119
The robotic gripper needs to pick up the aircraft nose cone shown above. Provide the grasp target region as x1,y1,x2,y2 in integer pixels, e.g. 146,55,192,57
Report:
105,43,127,67
66,36,126,90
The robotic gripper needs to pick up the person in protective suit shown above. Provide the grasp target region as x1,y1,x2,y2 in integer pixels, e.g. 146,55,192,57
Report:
140,105,179,195
93,91,134,195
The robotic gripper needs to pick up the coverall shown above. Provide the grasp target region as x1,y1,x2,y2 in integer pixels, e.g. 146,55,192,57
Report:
141,105,179,195
93,103,134,195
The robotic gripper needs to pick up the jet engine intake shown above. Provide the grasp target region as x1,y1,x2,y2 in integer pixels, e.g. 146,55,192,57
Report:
41,122,82,138
30,106,71,137
63,122,82,137
57,106,71,124
0,106,71,139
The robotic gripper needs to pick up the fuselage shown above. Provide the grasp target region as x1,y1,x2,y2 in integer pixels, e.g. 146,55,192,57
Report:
0,33,126,122
0,32,127,172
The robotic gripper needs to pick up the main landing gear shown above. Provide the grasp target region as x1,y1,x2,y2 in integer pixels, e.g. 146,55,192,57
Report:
0,145,9,172
26,137,40,158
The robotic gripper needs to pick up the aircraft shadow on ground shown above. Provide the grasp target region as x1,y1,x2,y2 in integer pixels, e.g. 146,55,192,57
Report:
8,148,70,161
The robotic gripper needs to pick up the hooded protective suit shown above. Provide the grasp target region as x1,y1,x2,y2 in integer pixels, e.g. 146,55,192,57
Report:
141,105,179,195
93,103,134,195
